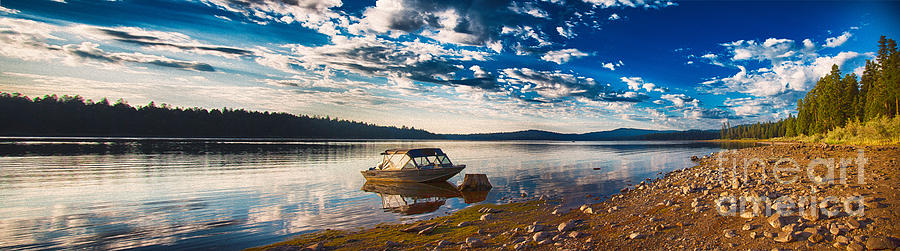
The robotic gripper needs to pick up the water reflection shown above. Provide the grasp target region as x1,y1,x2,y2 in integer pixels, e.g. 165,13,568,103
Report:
0,139,754,250
362,181,487,215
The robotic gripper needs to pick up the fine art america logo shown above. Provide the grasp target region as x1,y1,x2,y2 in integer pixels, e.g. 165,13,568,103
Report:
712,149,867,218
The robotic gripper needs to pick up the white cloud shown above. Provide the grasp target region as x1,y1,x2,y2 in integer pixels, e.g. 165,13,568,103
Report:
556,26,574,39
619,76,663,92
661,93,698,108
824,31,851,48
582,0,676,8
0,6,20,14
540,48,589,64
508,1,548,18
608,13,621,20
601,60,623,70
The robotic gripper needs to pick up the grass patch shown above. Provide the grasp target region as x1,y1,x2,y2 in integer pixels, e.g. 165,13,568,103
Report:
772,116,900,146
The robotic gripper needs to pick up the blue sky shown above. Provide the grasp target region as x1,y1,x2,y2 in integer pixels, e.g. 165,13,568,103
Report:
0,0,897,133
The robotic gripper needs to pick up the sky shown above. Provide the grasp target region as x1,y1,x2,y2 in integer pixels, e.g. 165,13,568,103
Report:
0,0,898,134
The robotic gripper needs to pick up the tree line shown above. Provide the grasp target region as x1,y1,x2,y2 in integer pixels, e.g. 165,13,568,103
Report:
722,36,900,139
0,93,439,139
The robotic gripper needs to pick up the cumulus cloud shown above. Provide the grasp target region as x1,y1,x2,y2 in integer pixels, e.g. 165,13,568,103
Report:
200,0,346,36
608,13,620,20
541,48,589,64
508,1,548,18
824,31,851,48
601,60,624,71
581,0,676,9
660,93,698,108
620,77,664,92
501,68,645,103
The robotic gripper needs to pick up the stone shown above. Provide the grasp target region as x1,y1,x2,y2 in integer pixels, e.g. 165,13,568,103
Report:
774,232,794,243
417,225,436,235
568,231,583,238
742,224,753,231
457,221,474,227
583,207,594,214
865,237,897,250
383,240,399,248
802,210,820,222
304,242,325,251
580,204,591,212
465,237,485,248
847,219,861,230
480,213,495,221
847,242,865,251
533,231,553,242
435,240,453,247
830,225,842,235
750,232,758,239
558,220,577,232
740,211,755,218
527,223,546,233
836,236,850,244
768,214,784,229
628,232,644,240
808,233,824,243
782,224,797,233
724,229,737,238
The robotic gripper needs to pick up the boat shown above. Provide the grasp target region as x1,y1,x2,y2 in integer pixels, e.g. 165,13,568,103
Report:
360,148,465,182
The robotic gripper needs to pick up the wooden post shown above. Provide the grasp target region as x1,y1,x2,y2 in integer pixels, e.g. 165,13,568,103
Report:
458,174,492,191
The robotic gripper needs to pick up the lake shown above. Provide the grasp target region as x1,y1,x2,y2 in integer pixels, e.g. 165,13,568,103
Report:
0,139,751,250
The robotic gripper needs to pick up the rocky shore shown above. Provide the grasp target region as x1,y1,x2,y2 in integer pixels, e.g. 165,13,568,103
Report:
251,144,899,251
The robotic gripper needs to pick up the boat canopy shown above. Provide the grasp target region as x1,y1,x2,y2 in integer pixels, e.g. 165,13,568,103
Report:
377,148,454,170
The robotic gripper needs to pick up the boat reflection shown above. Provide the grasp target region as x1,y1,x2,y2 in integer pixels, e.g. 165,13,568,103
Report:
361,181,489,215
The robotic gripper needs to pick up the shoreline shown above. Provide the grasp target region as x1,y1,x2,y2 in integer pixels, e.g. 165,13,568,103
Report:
251,143,899,250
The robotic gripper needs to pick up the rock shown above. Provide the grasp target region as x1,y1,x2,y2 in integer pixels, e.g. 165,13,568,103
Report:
628,232,644,240
583,207,594,214
305,242,325,251
533,231,553,242
527,223,546,233
830,225,842,235
865,237,896,250
774,232,794,243
742,224,753,231
802,210,820,222
417,225,436,235
558,220,577,232
401,222,436,233
579,204,591,211
478,207,501,213
782,223,797,233
768,214,784,229
750,232,758,239
724,229,737,238
457,221,474,227
809,233,824,243
763,231,773,238
514,242,528,250
435,240,453,247
551,209,561,215
847,219,861,229
384,240,399,248
480,213,495,221
847,242,865,251
465,237,485,248
740,211,755,218
568,231,583,238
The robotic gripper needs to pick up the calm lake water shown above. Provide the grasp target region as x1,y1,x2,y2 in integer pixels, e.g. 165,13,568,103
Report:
0,139,750,250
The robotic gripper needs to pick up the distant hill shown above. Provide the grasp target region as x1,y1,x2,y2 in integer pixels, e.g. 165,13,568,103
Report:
441,128,716,141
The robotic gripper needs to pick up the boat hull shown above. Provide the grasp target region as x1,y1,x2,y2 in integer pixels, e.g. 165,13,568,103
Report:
360,166,465,183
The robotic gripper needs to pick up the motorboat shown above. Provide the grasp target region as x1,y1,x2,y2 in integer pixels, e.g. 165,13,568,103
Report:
360,148,465,182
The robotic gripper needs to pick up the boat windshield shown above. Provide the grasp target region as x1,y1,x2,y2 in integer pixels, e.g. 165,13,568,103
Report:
378,149,454,170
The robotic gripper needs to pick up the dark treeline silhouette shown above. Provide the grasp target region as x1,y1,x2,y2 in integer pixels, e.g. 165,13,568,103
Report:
0,93,439,139
722,35,900,139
